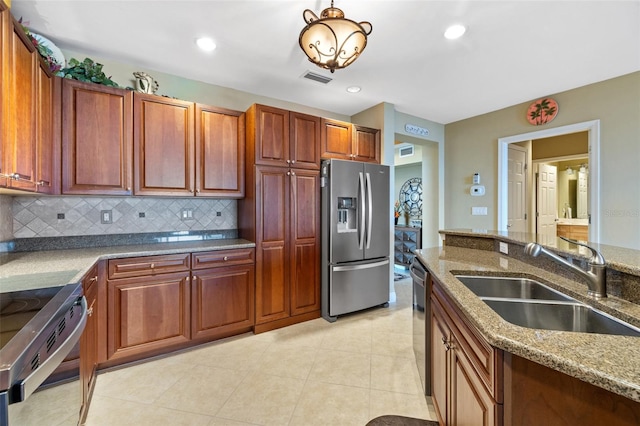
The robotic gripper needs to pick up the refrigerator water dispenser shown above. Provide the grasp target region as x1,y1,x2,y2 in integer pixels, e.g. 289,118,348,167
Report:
336,197,357,233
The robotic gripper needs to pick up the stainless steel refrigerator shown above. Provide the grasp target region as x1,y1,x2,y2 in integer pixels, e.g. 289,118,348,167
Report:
320,159,390,322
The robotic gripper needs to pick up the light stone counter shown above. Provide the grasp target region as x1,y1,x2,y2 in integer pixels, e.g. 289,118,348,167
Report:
0,239,255,293
415,244,640,403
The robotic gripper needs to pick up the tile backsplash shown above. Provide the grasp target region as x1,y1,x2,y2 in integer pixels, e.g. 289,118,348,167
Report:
13,196,237,238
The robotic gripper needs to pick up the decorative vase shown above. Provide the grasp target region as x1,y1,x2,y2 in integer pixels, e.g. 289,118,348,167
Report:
394,217,399,225
404,211,410,225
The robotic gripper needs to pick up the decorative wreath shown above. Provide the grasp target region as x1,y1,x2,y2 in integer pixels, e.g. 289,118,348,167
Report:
399,177,422,216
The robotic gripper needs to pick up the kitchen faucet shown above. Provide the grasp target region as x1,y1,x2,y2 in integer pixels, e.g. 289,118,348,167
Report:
524,237,607,299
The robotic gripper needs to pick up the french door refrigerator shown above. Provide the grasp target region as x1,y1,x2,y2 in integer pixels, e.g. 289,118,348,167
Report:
320,159,390,322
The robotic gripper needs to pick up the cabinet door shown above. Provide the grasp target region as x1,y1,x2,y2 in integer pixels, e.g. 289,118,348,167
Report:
80,266,99,419
35,62,56,194
191,264,255,340
450,340,497,426
134,93,195,196
253,104,289,167
0,6,6,187
320,118,352,160
290,111,320,170
107,272,191,361
431,295,450,426
255,166,290,324
353,125,380,163
4,17,37,191
289,169,320,315
62,79,133,195
195,104,245,197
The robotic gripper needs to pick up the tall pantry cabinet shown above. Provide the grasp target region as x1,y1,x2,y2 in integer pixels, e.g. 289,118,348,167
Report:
239,104,321,333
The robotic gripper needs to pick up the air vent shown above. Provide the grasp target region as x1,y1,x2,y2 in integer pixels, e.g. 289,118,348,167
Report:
302,71,332,84
46,330,56,353
58,316,66,335
399,145,414,157
30,353,40,371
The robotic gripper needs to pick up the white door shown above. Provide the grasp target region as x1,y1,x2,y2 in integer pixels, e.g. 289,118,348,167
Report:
577,170,588,219
537,164,558,238
508,145,528,233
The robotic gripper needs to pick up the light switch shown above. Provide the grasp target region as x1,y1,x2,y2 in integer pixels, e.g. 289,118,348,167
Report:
471,207,488,215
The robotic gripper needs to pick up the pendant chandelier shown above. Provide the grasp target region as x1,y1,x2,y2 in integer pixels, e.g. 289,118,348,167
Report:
298,0,372,73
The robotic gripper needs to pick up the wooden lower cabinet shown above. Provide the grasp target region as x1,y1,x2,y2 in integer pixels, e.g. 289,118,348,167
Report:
104,249,256,366
107,271,191,363
191,264,255,340
431,278,502,426
80,264,99,423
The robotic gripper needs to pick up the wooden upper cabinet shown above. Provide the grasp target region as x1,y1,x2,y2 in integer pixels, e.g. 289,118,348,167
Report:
320,118,352,161
195,104,245,197
321,118,381,163
0,6,7,188
4,15,37,191
62,79,133,195
353,125,381,163
248,104,321,169
289,111,320,170
35,62,57,194
134,93,195,196
249,104,290,167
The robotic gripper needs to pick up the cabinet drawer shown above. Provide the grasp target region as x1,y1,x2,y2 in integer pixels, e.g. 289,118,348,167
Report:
433,282,502,402
108,253,190,279
192,248,255,270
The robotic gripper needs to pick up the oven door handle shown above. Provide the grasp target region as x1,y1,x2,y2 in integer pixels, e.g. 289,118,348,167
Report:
14,296,87,403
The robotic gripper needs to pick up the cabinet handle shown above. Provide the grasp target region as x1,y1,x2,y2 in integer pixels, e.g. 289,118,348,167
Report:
286,159,291,164
291,160,295,164
287,171,291,176
36,180,49,186
291,171,295,176
196,188,200,193
223,256,229,261
442,336,452,351
150,263,155,269
127,187,131,191
90,276,98,283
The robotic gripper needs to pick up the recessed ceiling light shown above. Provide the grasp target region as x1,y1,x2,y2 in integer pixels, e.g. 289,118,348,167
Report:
444,24,466,40
196,37,216,52
346,86,361,93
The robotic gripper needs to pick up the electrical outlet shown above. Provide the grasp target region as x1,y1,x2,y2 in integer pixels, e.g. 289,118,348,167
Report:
101,210,113,224
139,212,145,218
499,242,508,254
57,213,65,220
181,208,194,220
216,211,222,217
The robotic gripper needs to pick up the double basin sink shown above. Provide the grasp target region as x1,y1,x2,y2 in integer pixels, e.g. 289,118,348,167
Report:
455,275,640,337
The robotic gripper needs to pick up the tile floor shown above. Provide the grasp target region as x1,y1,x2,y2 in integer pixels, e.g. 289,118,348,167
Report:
11,277,438,426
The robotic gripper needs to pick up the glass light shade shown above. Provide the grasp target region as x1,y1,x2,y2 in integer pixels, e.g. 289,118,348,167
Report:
299,2,372,73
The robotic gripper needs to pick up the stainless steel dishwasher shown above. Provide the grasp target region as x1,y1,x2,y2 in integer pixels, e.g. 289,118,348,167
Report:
410,257,431,396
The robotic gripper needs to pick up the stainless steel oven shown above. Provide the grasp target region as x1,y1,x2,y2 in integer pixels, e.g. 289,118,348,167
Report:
410,257,431,396
0,283,87,426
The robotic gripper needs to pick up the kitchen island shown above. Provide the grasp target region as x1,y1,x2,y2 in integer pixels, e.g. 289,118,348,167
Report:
416,230,640,424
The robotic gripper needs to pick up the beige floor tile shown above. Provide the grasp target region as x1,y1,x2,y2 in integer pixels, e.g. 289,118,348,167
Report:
369,389,434,421
85,395,213,426
175,335,272,371
260,319,329,349
153,365,248,416
289,380,370,426
308,349,371,388
370,354,423,394
215,370,305,425
254,345,318,379
208,418,258,426
371,331,415,359
7,380,80,426
93,356,196,404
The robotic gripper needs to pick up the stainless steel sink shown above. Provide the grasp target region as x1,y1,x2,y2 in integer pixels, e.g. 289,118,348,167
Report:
483,299,640,337
455,275,574,301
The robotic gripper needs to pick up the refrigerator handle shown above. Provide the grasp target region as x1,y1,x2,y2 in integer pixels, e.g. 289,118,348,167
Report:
365,172,373,249
358,172,366,249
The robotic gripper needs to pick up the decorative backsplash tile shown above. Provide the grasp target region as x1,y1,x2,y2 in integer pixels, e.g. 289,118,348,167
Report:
13,196,237,238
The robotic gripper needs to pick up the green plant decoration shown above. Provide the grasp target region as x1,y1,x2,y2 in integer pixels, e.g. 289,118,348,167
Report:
58,58,120,87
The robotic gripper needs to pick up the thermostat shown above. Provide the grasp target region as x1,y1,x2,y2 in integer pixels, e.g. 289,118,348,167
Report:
470,185,485,196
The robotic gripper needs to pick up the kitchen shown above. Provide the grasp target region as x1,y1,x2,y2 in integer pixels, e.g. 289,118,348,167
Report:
2,1,640,425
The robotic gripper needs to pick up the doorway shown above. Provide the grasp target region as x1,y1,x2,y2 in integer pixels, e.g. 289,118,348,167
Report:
498,120,600,242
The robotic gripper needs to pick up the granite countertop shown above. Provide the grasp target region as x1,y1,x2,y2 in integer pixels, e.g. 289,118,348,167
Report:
441,228,640,276
415,245,640,403
0,238,255,293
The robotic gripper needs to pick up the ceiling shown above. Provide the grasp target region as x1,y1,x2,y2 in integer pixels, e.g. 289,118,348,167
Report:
10,0,640,124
